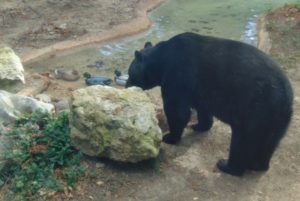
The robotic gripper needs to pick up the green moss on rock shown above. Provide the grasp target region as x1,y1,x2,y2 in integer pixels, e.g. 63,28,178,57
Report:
70,86,162,162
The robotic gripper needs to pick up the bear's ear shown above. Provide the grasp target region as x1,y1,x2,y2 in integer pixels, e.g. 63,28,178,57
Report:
144,42,152,48
135,50,143,61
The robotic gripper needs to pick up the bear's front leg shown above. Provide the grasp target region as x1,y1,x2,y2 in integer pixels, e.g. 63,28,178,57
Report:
162,95,191,145
191,106,213,132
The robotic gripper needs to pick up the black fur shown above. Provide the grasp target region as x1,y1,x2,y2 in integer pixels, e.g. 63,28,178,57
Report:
126,32,293,176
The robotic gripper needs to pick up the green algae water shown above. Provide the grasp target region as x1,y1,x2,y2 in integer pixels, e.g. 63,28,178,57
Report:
147,0,298,45
24,0,298,90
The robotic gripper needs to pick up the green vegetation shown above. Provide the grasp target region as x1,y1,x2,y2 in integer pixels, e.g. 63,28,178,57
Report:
0,110,85,200
295,1,300,11
266,20,277,31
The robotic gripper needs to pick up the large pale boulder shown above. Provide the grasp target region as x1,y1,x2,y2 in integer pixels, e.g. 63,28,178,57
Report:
0,90,54,125
70,86,162,163
0,47,25,83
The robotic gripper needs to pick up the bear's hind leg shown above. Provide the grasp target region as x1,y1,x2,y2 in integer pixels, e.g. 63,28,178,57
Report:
217,127,246,176
162,98,191,144
246,138,271,171
191,106,213,132
247,128,284,171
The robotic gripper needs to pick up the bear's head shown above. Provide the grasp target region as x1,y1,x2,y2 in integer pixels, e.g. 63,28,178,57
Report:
126,42,161,90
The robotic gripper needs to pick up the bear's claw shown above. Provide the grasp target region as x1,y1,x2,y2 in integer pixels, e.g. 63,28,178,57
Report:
162,133,181,145
217,159,244,177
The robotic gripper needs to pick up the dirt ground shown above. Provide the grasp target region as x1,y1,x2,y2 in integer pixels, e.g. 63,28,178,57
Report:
0,1,300,201
0,0,164,62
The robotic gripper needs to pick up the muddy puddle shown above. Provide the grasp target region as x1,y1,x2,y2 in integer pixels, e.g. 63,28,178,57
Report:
7,0,298,97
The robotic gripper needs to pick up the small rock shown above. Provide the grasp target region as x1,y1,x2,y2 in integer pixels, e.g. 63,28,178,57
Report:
57,23,67,30
54,98,70,113
198,169,210,178
35,94,52,103
96,180,104,186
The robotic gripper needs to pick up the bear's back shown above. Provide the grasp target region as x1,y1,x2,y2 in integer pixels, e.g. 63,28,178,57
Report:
158,32,293,125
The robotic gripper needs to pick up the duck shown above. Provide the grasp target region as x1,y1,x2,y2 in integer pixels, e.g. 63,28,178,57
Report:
114,70,129,86
54,69,80,81
83,72,112,86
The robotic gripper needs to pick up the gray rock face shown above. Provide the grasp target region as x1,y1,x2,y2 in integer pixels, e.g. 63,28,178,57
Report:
0,90,54,125
0,47,25,83
70,86,162,163
54,98,71,113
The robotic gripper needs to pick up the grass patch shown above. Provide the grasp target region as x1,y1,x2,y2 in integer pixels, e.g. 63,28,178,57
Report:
266,20,277,31
0,110,85,200
295,1,300,11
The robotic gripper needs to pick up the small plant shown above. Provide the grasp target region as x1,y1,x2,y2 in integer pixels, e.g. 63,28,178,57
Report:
0,110,85,200
295,2,300,11
266,20,277,31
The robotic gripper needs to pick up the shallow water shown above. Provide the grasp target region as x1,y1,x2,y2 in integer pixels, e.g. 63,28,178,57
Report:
23,0,298,92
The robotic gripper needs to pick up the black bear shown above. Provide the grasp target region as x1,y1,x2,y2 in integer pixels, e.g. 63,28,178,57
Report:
126,32,293,176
